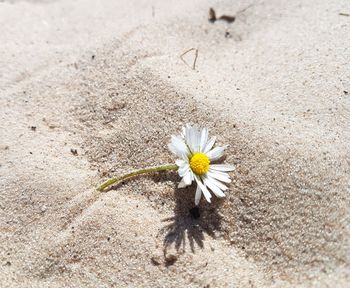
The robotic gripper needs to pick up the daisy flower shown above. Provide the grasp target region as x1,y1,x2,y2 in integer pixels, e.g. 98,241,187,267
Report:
97,124,234,206
168,124,235,205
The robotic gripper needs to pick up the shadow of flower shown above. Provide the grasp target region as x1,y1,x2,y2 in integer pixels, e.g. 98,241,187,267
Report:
107,169,224,258
159,184,223,255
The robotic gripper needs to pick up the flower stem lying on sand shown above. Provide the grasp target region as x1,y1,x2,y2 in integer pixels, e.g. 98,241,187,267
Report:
97,164,178,191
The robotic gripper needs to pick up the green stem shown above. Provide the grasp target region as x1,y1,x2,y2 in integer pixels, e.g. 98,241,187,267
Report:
97,164,178,191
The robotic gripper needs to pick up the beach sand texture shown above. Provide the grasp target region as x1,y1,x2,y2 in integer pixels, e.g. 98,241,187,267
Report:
1,0,349,287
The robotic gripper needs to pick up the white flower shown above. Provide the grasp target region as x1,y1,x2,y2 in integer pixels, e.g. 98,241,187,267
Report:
168,124,235,205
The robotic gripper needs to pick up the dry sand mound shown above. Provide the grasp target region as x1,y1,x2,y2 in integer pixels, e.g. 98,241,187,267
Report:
1,0,349,287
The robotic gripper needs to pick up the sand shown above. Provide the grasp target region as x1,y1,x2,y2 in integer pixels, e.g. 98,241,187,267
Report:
1,0,349,287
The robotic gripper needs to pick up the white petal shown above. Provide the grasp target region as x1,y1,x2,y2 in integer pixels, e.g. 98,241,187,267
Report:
184,125,193,151
178,178,188,188
195,185,202,205
206,145,227,161
210,164,235,172
203,137,216,153
209,169,230,178
194,175,211,203
193,127,201,152
173,135,190,151
186,126,199,152
175,159,187,167
189,127,196,151
206,174,228,191
178,164,190,177
200,127,208,152
168,143,179,157
181,126,186,138
183,170,193,185
203,176,225,198
169,135,190,158
207,170,231,183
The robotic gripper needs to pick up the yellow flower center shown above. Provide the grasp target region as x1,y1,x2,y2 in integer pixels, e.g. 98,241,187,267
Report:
190,153,210,175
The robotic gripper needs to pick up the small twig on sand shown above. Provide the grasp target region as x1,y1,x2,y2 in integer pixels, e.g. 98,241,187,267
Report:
218,15,236,23
209,3,255,24
339,12,350,17
193,49,199,70
180,48,199,70
209,8,216,22
236,3,255,16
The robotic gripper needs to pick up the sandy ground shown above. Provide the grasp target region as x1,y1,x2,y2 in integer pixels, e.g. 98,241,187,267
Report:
1,0,350,287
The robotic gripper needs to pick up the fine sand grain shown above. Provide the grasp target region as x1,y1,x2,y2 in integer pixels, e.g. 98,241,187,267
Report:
1,0,349,287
